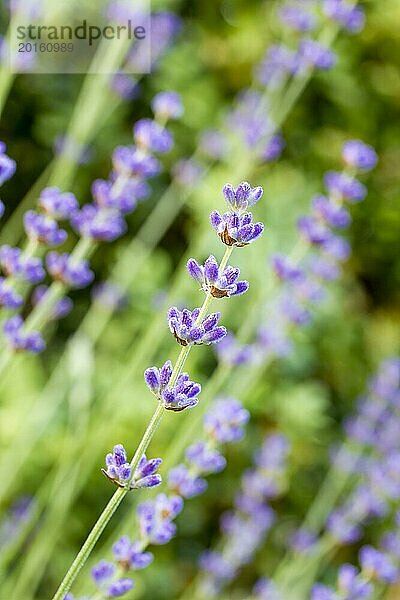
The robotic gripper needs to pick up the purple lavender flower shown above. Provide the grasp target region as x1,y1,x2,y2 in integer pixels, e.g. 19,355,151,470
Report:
24,210,67,246
144,360,173,396
107,579,134,597
133,119,173,154
137,493,183,545
298,39,336,70
271,254,303,282
222,182,263,213
253,577,282,600
92,560,115,586
46,252,94,289
256,44,298,88
199,551,236,582
131,455,162,489
92,178,149,214
187,255,249,298
104,444,131,487
324,171,367,202
210,211,264,247
151,91,183,120
0,199,4,218
168,307,227,346
186,441,226,474
203,398,249,443
323,0,365,33
359,545,399,583
342,140,378,171
215,332,253,366
112,535,153,570
279,3,317,32
297,215,331,245
312,194,351,228
0,144,16,185
311,584,338,600
168,464,207,498
111,74,139,100
261,133,285,162
71,204,126,242
32,286,73,320
112,146,161,178
3,315,45,353
290,527,317,553
161,372,202,412
0,276,23,309
0,246,45,283
38,187,78,219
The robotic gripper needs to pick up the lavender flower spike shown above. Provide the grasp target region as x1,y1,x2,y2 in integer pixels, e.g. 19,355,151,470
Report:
342,140,378,171
187,255,249,298
24,210,67,246
168,307,227,346
46,251,94,289
222,181,263,212
3,315,45,353
103,444,131,488
38,187,78,219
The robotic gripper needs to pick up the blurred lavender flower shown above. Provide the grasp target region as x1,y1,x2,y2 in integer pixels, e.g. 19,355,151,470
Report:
112,145,161,178
187,255,249,298
298,39,336,70
137,493,183,545
112,536,153,570
256,44,299,88
279,3,317,32
3,315,45,353
38,187,78,219
312,194,351,229
46,252,94,289
24,211,67,246
151,91,183,120
261,133,285,162
168,307,226,346
323,0,365,33
324,171,366,202
253,577,283,600
32,285,73,320
71,204,127,242
359,545,398,583
204,397,250,443
0,246,45,283
91,560,133,598
92,178,150,214
312,564,373,599
0,142,16,186
133,119,173,154
111,74,139,101
342,140,378,171
215,332,253,366
0,276,23,309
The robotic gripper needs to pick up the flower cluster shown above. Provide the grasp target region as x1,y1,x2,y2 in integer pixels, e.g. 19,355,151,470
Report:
72,399,248,599
187,256,249,298
199,433,290,596
144,361,201,411
103,444,162,490
168,307,227,346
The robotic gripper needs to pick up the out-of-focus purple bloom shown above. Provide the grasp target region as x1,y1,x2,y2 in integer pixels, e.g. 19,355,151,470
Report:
104,444,131,486
112,535,153,570
0,246,45,283
161,372,202,412
107,579,134,597
137,493,183,545
271,254,303,282
46,251,94,289
312,194,351,229
92,282,127,311
290,527,317,553
151,91,183,120
0,199,4,218
71,204,126,242
204,398,249,443
280,293,312,326
337,564,373,598
321,235,351,261
92,178,149,214
327,509,362,544
0,276,23,309
309,255,341,281
210,210,264,247
172,158,204,188
200,129,228,160
255,44,298,88
168,306,226,346
0,144,16,185
360,545,399,583
297,215,331,245
32,285,73,320
261,134,285,162
279,3,317,32
199,551,236,582
253,577,283,600
168,464,207,498
24,210,67,246
111,73,139,100
186,441,226,474
91,560,115,586
323,0,365,33
311,583,339,600
222,182,263,213
112,146,161,178
133,119,173,154
324,171,367,202
298,39,336,70
3,315,45,353
257,324,293,359
187,255,249,298
0,497,35,550
38,187,78,219
215,332,253,366
342,140,378,171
